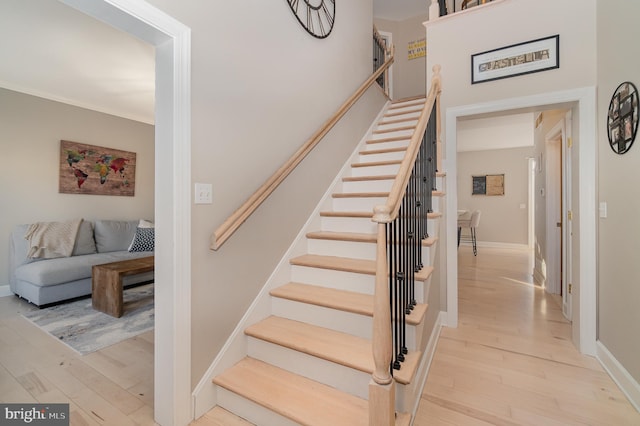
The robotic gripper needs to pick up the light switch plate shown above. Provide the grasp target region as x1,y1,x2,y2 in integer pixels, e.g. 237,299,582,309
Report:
599,201,607,218
195,183,212,204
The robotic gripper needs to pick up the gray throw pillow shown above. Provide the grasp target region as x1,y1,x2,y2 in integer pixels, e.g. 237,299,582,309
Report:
72,220,97,256
94,220,138,253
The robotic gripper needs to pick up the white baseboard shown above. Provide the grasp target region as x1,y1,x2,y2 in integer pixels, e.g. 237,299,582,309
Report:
459,241,530,250
410,311,444,420
596,340,640,412
0,285,12,298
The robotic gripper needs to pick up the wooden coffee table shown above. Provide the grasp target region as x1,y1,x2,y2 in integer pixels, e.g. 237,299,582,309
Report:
92,256,154,317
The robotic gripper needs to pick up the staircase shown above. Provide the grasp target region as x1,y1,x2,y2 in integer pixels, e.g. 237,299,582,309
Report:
204,96,444,426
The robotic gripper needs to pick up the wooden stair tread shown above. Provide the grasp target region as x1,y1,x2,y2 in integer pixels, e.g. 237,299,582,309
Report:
373,125,416,134
359,146,407,155
245,316,420,385
213,357,369,426
306,230,438,248
306,230,377,243
366,136,411,145
332,192,389,198
377,116,419,126
271,282,428,326
433,190,445,197
351,159,402,168
320,210,442,220
384,107,423,118
320,210,372,218
424,235,438,247
290,254,376,275
343,174,396,182
246,316,374,374
290,254,434,282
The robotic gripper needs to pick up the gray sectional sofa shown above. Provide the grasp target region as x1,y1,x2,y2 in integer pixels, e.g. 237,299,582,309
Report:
9,219,154,307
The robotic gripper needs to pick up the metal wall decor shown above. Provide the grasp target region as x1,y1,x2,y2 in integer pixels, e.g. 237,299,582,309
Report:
607,81,638,154
286,0,335,39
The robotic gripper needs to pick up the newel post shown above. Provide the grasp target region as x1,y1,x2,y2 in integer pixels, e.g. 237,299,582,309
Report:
369,206,395,426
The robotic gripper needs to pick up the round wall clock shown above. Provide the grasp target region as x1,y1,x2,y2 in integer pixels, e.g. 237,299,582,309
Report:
607,81,639,154
286,0,335,39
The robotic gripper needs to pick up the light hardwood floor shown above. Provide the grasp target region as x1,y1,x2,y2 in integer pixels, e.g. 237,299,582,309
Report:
4,246,639,425
414,246,640,425
0,295,155,425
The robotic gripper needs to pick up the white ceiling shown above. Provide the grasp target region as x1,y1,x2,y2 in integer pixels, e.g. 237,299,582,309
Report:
0,0,155,124
0,0,428,125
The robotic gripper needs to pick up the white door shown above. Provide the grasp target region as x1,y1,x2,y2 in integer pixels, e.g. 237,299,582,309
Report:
562,111,573,320
545,129,562,295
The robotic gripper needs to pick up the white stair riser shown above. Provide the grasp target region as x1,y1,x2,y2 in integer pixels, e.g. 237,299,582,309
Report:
341,179,394,193
290,265,427,302
307,238,376,260
216,387,300,426
350,164,400,177
358,150,406,163
271,298,373,339
320,216,377,234
291,266,375,294
270,297,419,349
247,337,372,400
364,139,410,151
332,196,387,212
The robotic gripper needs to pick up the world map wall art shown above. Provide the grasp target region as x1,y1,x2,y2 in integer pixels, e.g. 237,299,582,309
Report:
59,140,136,196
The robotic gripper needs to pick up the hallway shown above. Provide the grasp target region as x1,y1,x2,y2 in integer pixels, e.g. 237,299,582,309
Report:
414,246,640,425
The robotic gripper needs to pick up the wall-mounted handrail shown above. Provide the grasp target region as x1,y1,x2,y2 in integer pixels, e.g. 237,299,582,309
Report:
210,49,394,251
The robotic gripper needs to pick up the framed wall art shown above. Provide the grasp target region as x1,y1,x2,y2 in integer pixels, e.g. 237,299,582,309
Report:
471,34,559,84
607,81,638,154
59,140,136,196
472,174,504,196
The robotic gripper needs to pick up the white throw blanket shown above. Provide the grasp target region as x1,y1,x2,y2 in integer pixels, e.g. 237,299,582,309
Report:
24,219,82,259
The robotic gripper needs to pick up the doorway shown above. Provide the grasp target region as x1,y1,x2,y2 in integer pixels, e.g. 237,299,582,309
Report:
378,30,394,99
60,0,193,424
445,88,597,356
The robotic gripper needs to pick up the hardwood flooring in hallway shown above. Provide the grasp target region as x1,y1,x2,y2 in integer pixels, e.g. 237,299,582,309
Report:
413,246,640,425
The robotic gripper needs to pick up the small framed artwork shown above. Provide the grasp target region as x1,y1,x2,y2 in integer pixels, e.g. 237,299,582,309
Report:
471,35,559,84
472,174,504,196
607,82,638,154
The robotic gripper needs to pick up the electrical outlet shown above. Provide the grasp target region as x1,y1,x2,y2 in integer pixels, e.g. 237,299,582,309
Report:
194,183,212,204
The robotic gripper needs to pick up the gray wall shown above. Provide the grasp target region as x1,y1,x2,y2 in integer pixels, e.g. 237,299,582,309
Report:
143,0,382,387
375,12,429,100
0,88,154,287
457,146,533,245
429,0,640,388
597,0,640,383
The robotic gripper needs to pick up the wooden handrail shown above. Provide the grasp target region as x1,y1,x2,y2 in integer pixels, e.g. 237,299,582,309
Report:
210,54,395,250
372,65,441,226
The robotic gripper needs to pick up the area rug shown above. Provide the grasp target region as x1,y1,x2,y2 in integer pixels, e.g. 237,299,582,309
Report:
22,283,154,355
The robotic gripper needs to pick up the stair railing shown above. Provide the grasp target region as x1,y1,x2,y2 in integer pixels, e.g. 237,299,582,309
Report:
369,65,442,426
210,30,393,251
373,26,390,95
